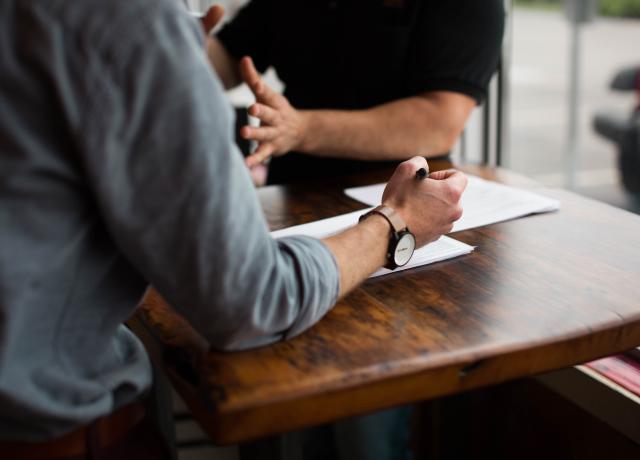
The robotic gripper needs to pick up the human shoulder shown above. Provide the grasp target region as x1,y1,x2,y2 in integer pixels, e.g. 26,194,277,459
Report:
42,0,200,57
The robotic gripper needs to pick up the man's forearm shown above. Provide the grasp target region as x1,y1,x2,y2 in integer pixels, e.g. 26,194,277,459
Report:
298,93,474,161
322,215,389,298
238,57,476,166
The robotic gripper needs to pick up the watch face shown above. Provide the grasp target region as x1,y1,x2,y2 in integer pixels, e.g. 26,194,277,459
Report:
394,232,416,267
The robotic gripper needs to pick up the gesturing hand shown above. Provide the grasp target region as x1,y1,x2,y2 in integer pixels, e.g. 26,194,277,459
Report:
240,57,308,167
199,4,224,34
198,5,225,66
382,157,467,247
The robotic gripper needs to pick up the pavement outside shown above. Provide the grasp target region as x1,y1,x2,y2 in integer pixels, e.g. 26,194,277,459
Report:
510,7,640,213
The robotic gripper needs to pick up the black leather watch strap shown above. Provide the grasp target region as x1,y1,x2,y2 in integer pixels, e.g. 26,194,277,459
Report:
359,205,413,270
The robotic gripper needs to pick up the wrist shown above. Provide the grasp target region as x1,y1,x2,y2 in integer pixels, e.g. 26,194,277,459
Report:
358,212,392,266
296,110,315,152
360,205,416,270
381,200,409,231
359,211,393,234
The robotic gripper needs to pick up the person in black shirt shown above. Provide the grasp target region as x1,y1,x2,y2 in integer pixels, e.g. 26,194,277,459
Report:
207,0,504,185
200,3,500,458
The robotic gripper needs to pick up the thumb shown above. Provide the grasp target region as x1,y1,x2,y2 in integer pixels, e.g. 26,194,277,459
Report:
201,5,224,34
428,169,458,181
240,56,261,91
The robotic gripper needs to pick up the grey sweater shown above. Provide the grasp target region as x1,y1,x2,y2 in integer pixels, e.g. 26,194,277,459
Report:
0,0,339,441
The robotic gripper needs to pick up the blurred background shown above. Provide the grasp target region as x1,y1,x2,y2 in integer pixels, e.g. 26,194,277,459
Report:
510,0,640,213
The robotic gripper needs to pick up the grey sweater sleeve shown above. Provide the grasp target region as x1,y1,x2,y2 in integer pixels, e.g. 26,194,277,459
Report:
72,1,339,350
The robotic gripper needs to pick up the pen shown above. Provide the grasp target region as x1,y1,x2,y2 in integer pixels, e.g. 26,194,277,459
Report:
415,167,429,180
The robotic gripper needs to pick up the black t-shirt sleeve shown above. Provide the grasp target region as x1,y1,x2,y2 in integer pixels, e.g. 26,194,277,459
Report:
407,0,505,104
217,0,272,74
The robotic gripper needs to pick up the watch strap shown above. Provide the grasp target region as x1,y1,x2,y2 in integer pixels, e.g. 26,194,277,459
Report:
360,205,408,233
359,205,414,271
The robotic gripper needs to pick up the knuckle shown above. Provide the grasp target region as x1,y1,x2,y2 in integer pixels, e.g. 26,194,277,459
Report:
398,160,414,175
444,183,462,203
452,205,463,221
460,173,469,189
440,183,455,202
408,155,426,166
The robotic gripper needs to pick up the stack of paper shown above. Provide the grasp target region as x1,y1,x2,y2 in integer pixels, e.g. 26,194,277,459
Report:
271,212,474,278
344,175,560,233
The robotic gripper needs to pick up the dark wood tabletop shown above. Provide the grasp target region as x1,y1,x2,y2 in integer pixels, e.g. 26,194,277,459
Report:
129,161,640,445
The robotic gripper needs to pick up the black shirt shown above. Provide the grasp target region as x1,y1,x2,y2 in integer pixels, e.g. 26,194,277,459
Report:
218,0,505,184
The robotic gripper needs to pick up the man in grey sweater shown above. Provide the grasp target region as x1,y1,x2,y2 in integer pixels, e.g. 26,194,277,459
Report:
0,0,465,455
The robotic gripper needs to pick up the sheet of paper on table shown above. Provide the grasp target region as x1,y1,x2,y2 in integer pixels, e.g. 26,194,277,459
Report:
344,174,561,233
271,210,474,278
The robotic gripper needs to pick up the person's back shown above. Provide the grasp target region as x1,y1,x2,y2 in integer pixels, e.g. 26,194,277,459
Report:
0,0,469,453
0,0,158,440
0,0,349,443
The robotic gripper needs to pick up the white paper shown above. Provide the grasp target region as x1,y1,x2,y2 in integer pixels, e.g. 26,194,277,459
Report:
344,175,560,233
271,212,474,278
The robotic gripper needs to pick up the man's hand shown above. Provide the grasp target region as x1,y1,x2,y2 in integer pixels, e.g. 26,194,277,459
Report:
382,157,466,247
240,57,308,167
199,5,230,78
199,5,224,34
323,158,465,298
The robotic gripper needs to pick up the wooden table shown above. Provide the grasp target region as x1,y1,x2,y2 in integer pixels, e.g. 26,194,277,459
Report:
129,161,640,445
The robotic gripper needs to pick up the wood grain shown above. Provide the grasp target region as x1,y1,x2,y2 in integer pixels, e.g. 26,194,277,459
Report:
130,162,640,444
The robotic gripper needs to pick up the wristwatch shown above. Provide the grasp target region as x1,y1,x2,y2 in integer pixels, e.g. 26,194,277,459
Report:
359,205,416,270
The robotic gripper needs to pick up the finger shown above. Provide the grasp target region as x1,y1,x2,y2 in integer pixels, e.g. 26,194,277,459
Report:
239,57,280,104
249,163,269,187
239,56,264,95
394,156,428,179
405,156,428,170
442,170,468,192
248,103,279,125
438,171,468,202
427,169,458,180
201,5,224,33
246,144,275,167
452,204,464,222
241,125,278,142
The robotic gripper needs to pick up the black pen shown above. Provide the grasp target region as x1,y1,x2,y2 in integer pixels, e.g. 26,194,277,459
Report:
415,167,429,180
